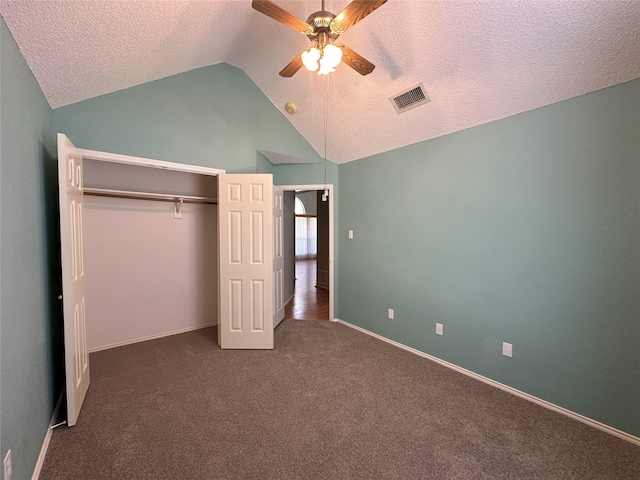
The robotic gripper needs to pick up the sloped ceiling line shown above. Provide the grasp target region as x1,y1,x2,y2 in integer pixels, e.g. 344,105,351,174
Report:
1,0,639,164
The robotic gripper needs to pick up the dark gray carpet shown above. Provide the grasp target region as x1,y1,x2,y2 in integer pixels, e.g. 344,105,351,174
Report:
41,320,639,479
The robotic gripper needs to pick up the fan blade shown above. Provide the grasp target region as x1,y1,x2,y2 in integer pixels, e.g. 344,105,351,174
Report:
279,49,307,77
330,0,388,34
339,45,375,75
252,1,314,35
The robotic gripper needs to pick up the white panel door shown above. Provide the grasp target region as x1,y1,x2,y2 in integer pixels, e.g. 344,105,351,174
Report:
218,174,274,349
57,133,90,426
273,186,284,328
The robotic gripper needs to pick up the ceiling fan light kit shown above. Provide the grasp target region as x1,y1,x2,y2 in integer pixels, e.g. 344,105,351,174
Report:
302,43,343,75
251,0,388,193
251,0,387,77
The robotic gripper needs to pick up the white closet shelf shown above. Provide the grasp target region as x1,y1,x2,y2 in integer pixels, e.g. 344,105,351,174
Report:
83,187,217,205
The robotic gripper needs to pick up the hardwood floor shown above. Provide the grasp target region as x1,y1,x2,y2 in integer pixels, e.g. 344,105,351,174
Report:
284,259,329,320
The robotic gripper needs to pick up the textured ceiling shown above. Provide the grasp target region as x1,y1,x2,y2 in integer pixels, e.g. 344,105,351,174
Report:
2,1,640,164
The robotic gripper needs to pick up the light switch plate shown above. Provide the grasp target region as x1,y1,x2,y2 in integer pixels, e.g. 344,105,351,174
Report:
436,323,443,336
502,342,513,357
348,230,353,239
388,308,394,319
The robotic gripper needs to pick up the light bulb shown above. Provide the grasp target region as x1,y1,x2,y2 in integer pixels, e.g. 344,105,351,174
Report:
323,44,342,68
301,48,320,71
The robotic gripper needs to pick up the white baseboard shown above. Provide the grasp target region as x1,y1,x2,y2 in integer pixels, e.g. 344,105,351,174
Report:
334,318,640,447
284,294,294,307
89,323,217,353
31,392,64,480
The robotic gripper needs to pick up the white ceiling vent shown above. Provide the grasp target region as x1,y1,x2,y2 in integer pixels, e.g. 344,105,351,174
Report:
390,83,430,114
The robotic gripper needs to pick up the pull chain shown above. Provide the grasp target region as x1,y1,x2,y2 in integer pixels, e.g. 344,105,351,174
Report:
322,74,329,201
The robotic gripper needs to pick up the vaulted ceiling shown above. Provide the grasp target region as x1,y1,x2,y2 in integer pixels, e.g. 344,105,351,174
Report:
2,1,639,164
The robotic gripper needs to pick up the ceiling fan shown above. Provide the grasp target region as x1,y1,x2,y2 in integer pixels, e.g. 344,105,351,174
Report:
251,0,387,77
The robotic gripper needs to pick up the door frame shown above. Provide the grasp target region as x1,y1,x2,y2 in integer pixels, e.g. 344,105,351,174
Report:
279,184,335,321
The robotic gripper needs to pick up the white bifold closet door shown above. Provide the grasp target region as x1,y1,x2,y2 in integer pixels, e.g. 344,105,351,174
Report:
273,186,285,328
217,174,275,349
57,134,280,426
58,133,90,427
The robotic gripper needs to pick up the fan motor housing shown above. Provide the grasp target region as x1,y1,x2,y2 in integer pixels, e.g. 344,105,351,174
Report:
306,11,339,41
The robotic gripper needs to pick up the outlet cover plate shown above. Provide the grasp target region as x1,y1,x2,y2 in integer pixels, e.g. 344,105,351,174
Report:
502,342,513,357
436,323,443,336
388,308,394,320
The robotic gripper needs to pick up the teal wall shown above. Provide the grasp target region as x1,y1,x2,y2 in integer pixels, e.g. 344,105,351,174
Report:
338,79,640,437
52,63,322,173
1,18,59,480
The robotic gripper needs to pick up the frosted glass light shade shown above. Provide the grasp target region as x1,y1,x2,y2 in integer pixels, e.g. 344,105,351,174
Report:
303,44,342,75
302,48,320,71
323,44,342,68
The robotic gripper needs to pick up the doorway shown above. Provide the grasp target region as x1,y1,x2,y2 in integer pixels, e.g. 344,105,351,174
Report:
280,185,334,321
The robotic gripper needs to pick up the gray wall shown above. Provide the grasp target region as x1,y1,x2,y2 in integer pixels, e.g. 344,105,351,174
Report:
1,18,59,479
283,191,295,304
316,191,330,287
338,79,640,437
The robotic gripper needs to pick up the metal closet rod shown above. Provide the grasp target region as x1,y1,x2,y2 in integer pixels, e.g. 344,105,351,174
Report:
83,187,217,205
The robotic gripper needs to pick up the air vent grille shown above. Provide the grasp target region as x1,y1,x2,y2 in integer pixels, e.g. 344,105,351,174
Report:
390,83,430,113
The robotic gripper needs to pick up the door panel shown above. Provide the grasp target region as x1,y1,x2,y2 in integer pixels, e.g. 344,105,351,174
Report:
218,174,274,349
58,133,90,426
273,186,284,327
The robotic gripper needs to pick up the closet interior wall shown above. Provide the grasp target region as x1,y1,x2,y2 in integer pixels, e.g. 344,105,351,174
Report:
82,159,219,352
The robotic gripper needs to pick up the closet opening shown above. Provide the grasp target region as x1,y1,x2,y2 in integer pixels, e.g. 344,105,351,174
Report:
82,158,221,353
58,133,300,425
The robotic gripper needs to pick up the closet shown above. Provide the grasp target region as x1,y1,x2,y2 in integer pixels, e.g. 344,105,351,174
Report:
57,134,283,426
83,158,220,352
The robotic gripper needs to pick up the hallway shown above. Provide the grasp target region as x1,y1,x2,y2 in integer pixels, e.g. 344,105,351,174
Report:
284,259,329,321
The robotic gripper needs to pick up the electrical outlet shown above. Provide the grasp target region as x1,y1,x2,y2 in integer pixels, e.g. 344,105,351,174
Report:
436,323,443,336
502,342,513,358
348,230,353,239
387,308,394,320
4,449,12,480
